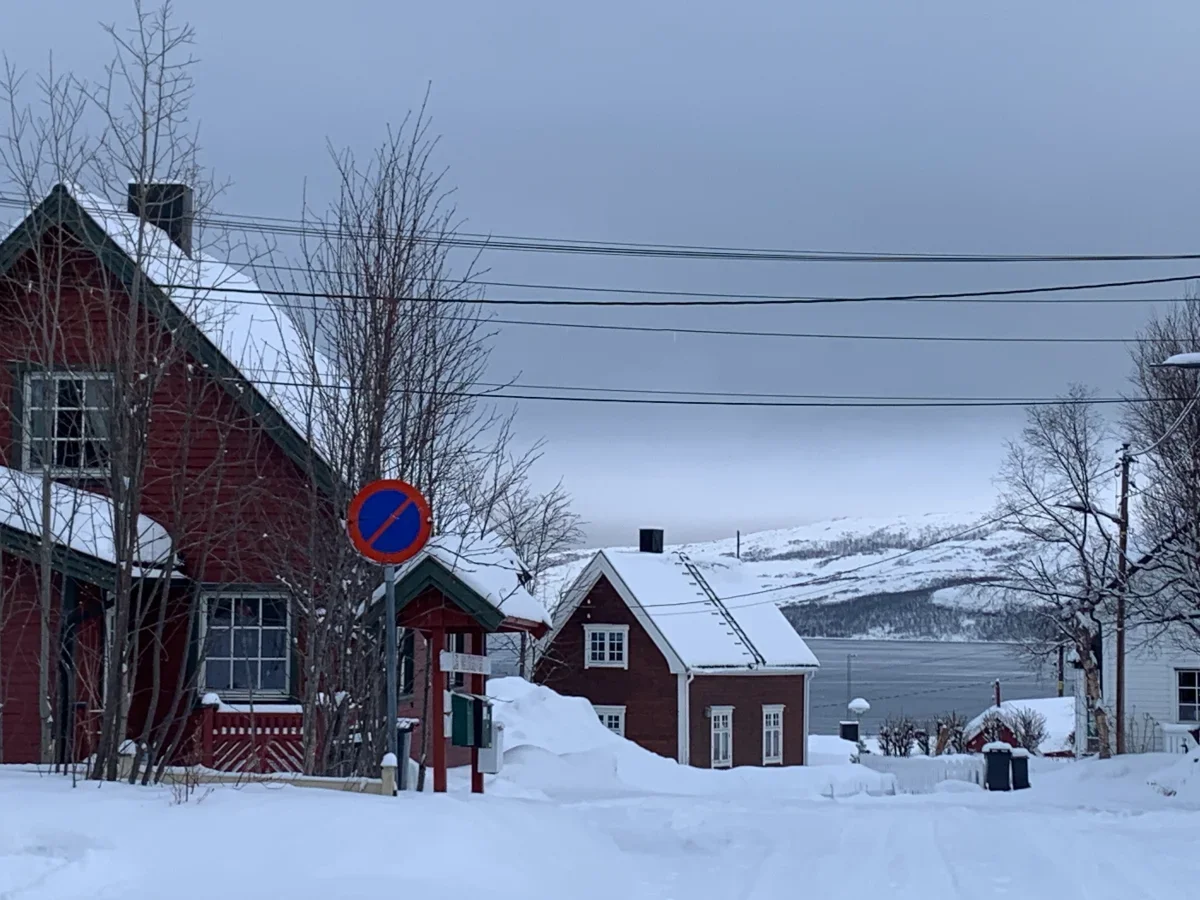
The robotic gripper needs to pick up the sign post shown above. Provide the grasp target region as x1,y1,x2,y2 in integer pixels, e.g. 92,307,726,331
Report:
346,479,432,794
383,564,398,768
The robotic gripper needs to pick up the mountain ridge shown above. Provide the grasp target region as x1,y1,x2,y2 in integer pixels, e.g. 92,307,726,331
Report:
540,511,1038,641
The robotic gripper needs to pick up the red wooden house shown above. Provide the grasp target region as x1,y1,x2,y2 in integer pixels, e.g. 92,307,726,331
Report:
536,530,820,768
0,182,339,771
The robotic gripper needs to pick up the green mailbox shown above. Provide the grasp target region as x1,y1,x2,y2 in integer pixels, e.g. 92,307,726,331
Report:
450,693,492,749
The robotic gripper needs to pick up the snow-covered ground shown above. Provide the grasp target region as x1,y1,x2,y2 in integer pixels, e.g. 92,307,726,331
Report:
4,678,1199,899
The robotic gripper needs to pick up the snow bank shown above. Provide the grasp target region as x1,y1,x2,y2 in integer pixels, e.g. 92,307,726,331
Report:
0,766,638,900
486,677,895,799
1148,748,1200,800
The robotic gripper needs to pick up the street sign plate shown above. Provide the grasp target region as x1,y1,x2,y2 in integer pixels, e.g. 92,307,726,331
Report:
440,650,492,676
346,479,432,565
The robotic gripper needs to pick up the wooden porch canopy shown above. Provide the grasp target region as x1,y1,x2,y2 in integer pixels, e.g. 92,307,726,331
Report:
390,552,549,638
383,534,550,793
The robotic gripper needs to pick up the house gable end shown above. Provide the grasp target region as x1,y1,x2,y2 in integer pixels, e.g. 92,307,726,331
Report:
543,551,686,675
0,185,334,495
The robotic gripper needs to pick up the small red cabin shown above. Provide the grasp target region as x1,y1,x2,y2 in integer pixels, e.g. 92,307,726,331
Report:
536,530,819,768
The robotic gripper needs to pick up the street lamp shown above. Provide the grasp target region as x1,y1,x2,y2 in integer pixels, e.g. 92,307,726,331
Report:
1112,352,1200,754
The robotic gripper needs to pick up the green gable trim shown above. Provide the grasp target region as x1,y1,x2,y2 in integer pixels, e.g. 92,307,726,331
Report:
0,185,336,496
392,556,506,631
1,523,121,590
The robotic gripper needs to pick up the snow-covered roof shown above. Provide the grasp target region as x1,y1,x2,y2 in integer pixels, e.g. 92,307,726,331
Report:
55,185,335,461
0,465,175,571
965,696,1076,755
563,549,820,673
376,532,551,627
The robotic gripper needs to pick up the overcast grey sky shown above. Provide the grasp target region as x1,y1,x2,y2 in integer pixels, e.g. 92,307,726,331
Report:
9,1,1200,544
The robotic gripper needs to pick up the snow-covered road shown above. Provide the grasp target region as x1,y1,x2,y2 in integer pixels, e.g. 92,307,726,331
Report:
3,762,1197,900
564,785,1200,900
4,680,1198,900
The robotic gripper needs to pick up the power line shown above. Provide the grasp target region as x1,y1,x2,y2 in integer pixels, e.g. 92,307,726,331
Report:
2,268,1176,342
223,374,1193,407
149,271,1200,307
8,193,1200,265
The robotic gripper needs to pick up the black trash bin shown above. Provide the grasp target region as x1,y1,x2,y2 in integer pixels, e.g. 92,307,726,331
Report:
1010,747,1030,790
983,742,1012,791
839,720,860,743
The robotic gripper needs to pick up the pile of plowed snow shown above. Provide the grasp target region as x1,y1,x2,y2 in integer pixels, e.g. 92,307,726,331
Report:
485,677,895,799
1148,747,1200,800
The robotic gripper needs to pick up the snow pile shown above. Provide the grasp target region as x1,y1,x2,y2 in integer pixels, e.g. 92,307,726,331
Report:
1147,747,1200,800
486,677,894,799
965,696,1075,755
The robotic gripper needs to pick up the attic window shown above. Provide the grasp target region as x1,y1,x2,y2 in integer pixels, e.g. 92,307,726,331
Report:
583,624,629,669
22,372,112,476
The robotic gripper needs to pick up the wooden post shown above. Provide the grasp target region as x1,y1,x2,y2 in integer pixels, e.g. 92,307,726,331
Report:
380,752,397,796
431,627,447,792
471,630,486,795
201,697,217,768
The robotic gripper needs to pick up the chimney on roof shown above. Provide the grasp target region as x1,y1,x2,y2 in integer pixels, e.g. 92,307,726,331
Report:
639,528,664,554
127,182,193,256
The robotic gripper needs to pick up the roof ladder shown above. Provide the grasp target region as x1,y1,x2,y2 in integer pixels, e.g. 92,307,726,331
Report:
676,553,766,667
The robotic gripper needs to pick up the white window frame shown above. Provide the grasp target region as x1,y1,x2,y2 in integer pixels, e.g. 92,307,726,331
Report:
710,705,733,769
22,370,113,477
593,705,626,736
762,704,784,765
583,624,629,669
198,592,291,700
1178,669,1200,724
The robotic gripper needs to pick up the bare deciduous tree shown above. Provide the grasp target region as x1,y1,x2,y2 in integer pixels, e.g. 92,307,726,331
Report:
994,387,1118,758
1123,296,1200,652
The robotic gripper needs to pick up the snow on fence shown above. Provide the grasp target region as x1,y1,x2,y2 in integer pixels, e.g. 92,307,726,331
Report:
858,754,984,793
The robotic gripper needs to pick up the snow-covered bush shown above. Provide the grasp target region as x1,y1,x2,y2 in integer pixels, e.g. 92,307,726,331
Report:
935,712,968,754
877,714,917,757
1004,706,1048,753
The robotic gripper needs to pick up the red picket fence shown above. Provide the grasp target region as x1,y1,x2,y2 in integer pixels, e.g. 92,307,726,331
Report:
197,705,305,773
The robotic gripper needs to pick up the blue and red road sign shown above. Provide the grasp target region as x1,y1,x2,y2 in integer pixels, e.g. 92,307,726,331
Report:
346,479,433,565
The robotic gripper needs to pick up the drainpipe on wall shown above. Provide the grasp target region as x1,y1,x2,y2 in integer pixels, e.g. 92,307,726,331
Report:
677,672,695,765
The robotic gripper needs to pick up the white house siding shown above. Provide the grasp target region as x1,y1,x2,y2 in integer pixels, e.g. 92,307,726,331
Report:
1098,621,1200,754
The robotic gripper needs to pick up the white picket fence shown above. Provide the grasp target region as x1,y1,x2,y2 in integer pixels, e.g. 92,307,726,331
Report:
858,753,985,793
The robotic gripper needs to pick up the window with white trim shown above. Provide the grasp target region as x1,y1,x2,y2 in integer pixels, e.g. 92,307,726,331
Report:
710,706,733,768
1179,670,1200,723
22,371,112,475
583,624,629,668
593,705,626,736
202,595,290,697
762,704,784,765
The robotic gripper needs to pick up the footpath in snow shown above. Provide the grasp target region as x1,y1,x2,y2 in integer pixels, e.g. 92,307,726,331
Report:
3,678,1200,900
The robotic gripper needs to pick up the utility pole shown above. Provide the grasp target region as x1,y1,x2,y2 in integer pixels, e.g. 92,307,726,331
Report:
845,653,855,709
1056,643,1065,698
736,530,741,560
1114,445,1132,755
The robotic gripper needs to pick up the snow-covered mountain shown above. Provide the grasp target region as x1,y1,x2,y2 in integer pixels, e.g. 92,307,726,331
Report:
540,512,1037,641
